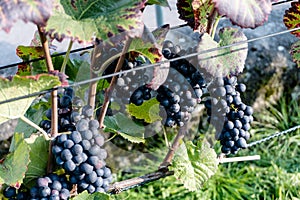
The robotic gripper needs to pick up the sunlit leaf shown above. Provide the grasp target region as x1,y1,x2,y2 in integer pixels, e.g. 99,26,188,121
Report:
104,113,145,143
127,98,161,123
197,27,248,77
0,75,61,126
213,0,272,28
177,0,214,32
45,0,146,43
283,1,300,38
170,140,218,191
0,133,30,185
0,0,52,33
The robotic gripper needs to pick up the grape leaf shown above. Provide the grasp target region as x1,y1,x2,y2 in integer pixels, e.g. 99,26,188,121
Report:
147,0,170,8
0,74,61,126
23,135,49,187
104,113,145,143
45,0,146,43
290,40,300,68
72,191,110,200
127,98,161,123
169,140,218,191
16,45,46,75
177,0,214,32
283,1,300,38
15,104,48,138
0,133,30,185
0,0,52,33
197,27,248,77
212,0,272,28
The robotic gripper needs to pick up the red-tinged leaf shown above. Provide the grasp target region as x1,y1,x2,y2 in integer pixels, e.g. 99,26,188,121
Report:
16,46,45,75
16,46,44,59
45,0,146,44
197,27,248,77
213,0,272,28
290,40,300,67
177,0,214,32
283,1,300,38
0,0,53,33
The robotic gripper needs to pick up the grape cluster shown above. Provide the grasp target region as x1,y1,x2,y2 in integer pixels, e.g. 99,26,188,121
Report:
40,87,78,133
52,113,112,193
3,173,71,200
155,40,206,127
205,76,253,155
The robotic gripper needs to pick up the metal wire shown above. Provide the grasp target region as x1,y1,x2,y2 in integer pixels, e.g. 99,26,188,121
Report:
247,125,300,148
0,0,296,70
0,26,299,106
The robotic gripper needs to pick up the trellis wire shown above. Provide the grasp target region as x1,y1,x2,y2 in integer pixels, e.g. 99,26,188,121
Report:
0,26,299,106
247,125,300,148
0,0,296,70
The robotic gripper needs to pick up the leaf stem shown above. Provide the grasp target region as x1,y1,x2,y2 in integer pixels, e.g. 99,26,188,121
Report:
159,125,187,169
98,38,132,128
107,170,174,194
104,133,117,143
20,116,50,140
61,40,73,74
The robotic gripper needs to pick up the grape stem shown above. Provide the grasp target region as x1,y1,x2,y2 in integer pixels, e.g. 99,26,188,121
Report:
37,25,57,174
107,170,174,194
159,125,187,169
98,38,132,128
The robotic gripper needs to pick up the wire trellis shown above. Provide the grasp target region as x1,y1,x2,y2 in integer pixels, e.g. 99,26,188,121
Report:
247,125,300,148
0,0,297,70
0,26,299,106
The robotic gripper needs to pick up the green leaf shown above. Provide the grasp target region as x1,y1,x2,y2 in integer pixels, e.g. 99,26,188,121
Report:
213,0,272,28
23,135,49,187
147,0,170,8
197,27,248,77
284,1,300,38
0,74,61,126
127,98,161,123
290,40,300,67
177,0,214,32
45,0,146,43
0,133,30,185
15,102,49,138
72,191,110,200
104,113,145,143
53,56,81,82
0,0,52,33
169,140,218,191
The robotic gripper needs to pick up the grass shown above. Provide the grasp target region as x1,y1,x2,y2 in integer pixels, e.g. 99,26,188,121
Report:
113,96,300,200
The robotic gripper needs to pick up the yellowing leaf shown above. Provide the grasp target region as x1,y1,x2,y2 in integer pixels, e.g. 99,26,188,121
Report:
0,75,61,125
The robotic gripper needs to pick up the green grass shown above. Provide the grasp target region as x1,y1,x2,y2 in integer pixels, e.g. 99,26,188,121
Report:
113,97,300,200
